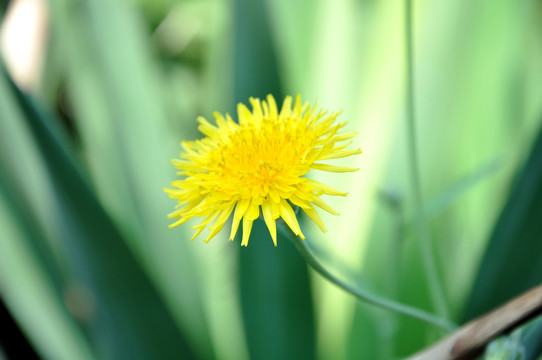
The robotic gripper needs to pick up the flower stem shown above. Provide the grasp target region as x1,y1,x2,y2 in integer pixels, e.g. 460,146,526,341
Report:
282,225,457,332
404,0,450,318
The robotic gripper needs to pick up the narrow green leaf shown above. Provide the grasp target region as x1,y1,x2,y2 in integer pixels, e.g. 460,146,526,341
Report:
0,74,96,360
233,0,316,357
483,316,542,360
239,221,316,360
233,0,283,103
1,70,197,360
522,317,542,359
423,158,503,221
45,0,223,357
463,122,542,321
400,157,504,237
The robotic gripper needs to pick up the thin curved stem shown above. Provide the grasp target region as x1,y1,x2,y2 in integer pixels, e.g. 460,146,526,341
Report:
283,226,457,332
404,0,450,317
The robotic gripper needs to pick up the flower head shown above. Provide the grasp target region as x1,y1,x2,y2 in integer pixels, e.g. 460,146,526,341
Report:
164,94,361,246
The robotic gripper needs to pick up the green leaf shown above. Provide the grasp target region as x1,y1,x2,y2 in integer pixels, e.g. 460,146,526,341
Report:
424,158,503,222
239,221,316,360
462,123,542,325
483,316,542,360
45,0,227,357
233,0,316,357
0,71,96,360
398,157,504,238
522,317,542,359
0,69,197,360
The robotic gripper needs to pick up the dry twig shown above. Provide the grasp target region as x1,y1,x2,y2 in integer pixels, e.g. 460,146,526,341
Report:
406,285,542,360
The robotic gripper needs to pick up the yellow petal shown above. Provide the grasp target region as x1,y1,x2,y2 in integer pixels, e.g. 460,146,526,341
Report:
270,200,280,219
245,202,260,221
320,149,362,160
301,205,327,233
205,202,236,242
230,199,250,241
225,114,238,130
213,112,227,129
262,100,270,118
237,103,253,125
197,116,218,137
163,187,182,197
279,199,304,239
280,96,292,119
262,201,277,246
292,94,303,117
241,218,254,246
240,201,260,245
168,217,187,229
229,218,241,242
304,179,348,196
170,159,202,172
190,211,219,240
268,186,281,203
234,199,251,219
266,94,278,118
311,163,359,172
288,194,311,209
249,97,263,120
332,132,357,143
312,196,339,215
328,141,353,152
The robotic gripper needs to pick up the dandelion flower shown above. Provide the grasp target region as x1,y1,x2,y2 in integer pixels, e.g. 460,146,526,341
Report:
164,94,361,246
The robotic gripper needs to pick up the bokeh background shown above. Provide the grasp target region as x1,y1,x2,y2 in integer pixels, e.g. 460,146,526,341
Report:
1,0,542,359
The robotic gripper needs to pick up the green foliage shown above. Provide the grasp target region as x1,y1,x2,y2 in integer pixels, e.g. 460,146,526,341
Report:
483,316,542,360
0,67,197,360
463,122,542,320
1,0,542,359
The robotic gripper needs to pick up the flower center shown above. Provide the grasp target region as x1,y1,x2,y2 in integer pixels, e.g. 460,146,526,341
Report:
208,122,314,199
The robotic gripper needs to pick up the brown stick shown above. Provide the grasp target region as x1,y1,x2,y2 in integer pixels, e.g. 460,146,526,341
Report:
406,285,542,360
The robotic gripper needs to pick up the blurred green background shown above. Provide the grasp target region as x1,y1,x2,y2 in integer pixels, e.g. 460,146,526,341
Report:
1,0,542,359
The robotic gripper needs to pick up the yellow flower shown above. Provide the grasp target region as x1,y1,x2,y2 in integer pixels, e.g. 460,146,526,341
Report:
164,94,361,246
